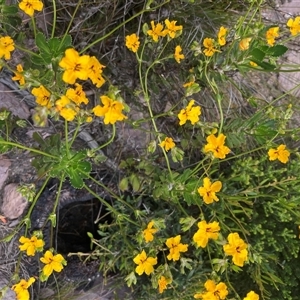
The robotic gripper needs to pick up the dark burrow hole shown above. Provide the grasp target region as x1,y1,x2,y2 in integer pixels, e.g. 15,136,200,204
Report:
55,199,107,254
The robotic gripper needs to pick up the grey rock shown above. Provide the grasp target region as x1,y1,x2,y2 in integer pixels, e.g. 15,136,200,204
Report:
0,156,11,191
1,183,28,219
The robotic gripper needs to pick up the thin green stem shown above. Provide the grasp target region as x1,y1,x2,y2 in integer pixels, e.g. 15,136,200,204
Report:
52,273,61,299
190,156,210,178
94,124,116,152
80,0,170,54
49,176,64,247
84,172,137,214
0,141,57,159
64,119,70,158
51,0,57,38
31,15,37,38
68,120,81,149
24,176,51,235
225,268,240,299
14,44,40,57
137,41,147,94
216,94,224,134
140,47,173,178
83,183,139,227
5,119,9,141
60,0,82,48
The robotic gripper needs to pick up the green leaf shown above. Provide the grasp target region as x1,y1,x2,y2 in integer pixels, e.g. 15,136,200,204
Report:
180,258,193,274
250,59,276,71
31,54,50,66
179,216,196,231
250,48,266,62
67,168,84,189
119,177,129,191
125,271,137,287
129,174,141,192
71,151,87,162
142,23,149,36
2,5,18,14
48,37,61,54
171,147,184,163
77,161,92,174
59,35,72,53
36,32,51,54
267,44,288,57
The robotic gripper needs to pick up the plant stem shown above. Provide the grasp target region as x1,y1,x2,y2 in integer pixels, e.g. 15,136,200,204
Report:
94,124,116,152
68,119,81,149
60,0,82,48
51,0,57,38
64,119,70,158
0,141,58,159
31,15,37,39
79,0,170,54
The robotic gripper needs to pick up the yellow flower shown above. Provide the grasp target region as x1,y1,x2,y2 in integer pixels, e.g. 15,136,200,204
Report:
243,291,259,300
60,107,78,121
183,77,195,88
174,45,184,63
143,221,158,243
203,38,217,57
194,279,228,300
165,235,188,261
218,26,227,46
86,116,93,123
0,36,15,60
66,83,89,106
32,85,52,108
133,250,157,275
178,99,201,126
193,220,220,248
87,56,106,88
55,95,70,111
164,19,183,38
198,177,222,205
223,232,248,267
93,95,127,125
158,276,172,293
147,21,167,42
239,38,251,51
250,61,257,67
12,64,25,85
125,33,140,53
268,144,290,163
19,235,44,256
266,27,279,46
40,250,66,277
287,16,300,36
19,0,43,17
59,48,90,84
12,277,35,300
203,133,231,159
160,137,175,152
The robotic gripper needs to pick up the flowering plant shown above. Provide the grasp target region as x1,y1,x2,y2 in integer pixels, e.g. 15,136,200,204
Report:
0,1,300,300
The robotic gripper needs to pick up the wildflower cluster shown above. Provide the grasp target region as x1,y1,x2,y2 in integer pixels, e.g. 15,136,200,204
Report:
126,18,184,63
134,215,249,295
203,26,227,57
194,279,228,299
1,1,299,299
12,234,66,299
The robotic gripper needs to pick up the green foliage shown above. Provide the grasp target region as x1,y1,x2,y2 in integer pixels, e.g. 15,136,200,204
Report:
1,0,300,299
